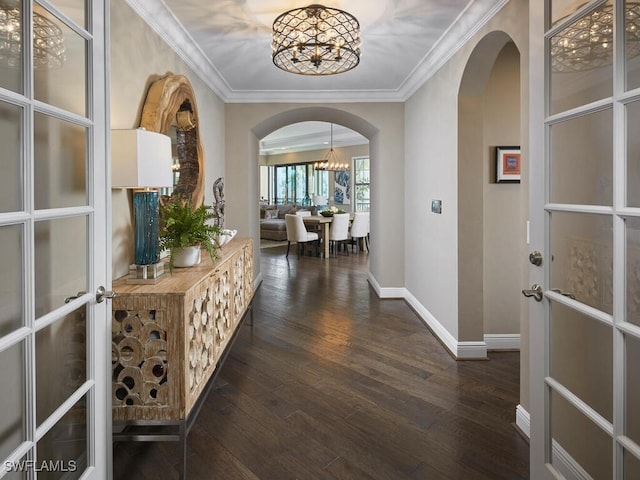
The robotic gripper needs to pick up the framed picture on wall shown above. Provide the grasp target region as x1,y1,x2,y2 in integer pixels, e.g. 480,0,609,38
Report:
496,146,521,183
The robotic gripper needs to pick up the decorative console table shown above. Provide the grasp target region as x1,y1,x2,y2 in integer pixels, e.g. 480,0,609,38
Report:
111,237,254,479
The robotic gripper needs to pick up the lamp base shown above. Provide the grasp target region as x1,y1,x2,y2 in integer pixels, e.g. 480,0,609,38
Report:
126,262,165,284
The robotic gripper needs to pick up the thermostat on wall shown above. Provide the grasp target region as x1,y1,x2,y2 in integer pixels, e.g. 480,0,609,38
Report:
431,199,442,214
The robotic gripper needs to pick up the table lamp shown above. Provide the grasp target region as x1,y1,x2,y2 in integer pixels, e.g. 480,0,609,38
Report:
112,128,173,279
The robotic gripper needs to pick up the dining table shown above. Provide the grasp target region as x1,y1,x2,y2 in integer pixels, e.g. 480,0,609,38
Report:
302,213,353,259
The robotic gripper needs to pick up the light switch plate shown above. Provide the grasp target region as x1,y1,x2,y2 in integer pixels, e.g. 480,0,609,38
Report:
431,199,442,214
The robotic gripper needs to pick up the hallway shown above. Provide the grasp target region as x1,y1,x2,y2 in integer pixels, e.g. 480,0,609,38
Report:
113,245,529,479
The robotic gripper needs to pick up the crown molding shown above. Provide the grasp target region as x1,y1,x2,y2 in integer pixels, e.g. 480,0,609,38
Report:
126,0,509,104
125,0,232,100
397,0,510,101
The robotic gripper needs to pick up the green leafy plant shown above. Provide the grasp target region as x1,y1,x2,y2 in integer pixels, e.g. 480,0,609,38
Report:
158,197,221,272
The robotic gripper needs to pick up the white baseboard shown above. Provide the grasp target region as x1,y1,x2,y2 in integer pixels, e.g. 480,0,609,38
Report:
515,404,530,439
485,333,520,350
514,405,590,480
367,273,405,298
403,290,487,360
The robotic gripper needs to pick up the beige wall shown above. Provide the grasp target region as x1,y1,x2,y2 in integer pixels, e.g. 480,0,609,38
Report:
482,43,522,336
110,0,226,280
224,104,403,286
405,0,530,402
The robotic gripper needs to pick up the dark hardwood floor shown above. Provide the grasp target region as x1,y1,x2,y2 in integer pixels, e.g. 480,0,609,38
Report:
113,244,529,479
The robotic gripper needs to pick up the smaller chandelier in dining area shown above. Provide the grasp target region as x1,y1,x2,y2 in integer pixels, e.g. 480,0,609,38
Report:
272,4,361,76
314,160,349,171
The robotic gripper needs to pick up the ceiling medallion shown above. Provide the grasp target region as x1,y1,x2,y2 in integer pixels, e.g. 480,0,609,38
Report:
272,4,361,76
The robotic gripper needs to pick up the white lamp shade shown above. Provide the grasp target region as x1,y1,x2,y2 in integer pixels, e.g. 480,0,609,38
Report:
112,129,173,188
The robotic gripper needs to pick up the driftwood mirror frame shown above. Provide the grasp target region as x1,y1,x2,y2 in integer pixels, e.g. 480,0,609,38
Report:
139,73,204,207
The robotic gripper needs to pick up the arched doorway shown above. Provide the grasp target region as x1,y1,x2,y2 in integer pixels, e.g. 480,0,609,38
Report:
457,32,525,355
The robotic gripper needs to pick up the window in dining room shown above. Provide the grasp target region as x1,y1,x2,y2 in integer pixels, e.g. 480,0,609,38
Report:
353,156,370,211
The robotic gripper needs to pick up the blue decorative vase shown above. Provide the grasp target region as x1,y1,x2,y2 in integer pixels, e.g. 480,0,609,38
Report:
134,190,159,265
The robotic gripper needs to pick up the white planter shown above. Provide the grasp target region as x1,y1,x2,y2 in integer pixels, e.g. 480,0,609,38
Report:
172,246,201,267
217,229,237,246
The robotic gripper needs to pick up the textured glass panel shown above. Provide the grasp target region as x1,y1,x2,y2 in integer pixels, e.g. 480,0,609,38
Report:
34,216,87,319
34,112,87,209
626,334,640,446
0,224,23,336
550,212,613,313
0,1,24,93
36,306,86,425
626,1,640,90
628,218,640,326
36,395,87,480
624,449,640,480
550,302,613,421
550,1,614,115
627,102,640,207
550,109,612,206
0,342,25,461
33,6,86,117
550,390,612,479
0,101,23,213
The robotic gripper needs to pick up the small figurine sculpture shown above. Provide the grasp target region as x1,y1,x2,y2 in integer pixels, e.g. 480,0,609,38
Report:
212,177,225,228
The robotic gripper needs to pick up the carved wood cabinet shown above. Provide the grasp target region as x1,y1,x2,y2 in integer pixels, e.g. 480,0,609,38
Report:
111,237,254,423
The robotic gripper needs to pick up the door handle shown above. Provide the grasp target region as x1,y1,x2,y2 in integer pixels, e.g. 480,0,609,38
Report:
551,288,576,300
522,284,543,302
96,286,117,303
64,291,87,303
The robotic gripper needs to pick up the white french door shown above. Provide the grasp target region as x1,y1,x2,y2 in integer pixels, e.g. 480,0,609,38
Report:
0,0,110,478
530,1,640,478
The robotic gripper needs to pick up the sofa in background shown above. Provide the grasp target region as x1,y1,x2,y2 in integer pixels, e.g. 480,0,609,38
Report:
260,204,317,241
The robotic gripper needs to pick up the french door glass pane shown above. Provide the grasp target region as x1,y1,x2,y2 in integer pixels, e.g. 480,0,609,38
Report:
0,342,25,462
550,301,613,422
626,1,640,91
34,112,87,209
628,217,640,327
0,1,24,93
626,334,640,446
550,0,614,115
275,166,286,204
550,390,613,479
36,306,86,425
0,101,23,213
626,101,640,207
36,394,87,480
550,109,613,206
34,216,87,319
550,212,613,314
52,0,86,29
0,224,23,336
624,449,640,480
33,5,86,117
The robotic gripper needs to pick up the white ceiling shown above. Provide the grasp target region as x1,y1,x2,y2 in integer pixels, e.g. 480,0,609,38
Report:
126,0,507,152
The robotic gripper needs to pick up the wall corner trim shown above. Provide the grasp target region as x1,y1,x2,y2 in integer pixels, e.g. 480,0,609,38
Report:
363,278,490,360
485,333,521,350
515,404,530,439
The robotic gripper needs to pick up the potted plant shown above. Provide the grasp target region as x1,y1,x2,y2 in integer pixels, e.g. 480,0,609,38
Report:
158,197,222,272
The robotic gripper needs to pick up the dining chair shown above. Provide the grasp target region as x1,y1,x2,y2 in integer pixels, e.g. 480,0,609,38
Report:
285,214,319,258
329,213,350,256
349,212,369,253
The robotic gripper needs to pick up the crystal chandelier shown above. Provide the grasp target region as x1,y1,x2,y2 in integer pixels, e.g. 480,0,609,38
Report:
314,124,349,171
551,2,640,72
272,4,361,76
0,4,66,69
